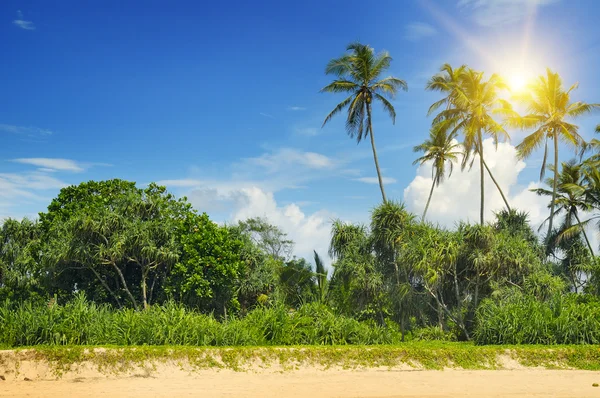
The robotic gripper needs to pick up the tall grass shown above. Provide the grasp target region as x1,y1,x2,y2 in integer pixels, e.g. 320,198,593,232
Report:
474,293,600,345
0,294,402,347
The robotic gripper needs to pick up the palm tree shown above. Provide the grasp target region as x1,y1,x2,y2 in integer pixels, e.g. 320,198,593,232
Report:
430,67,513,224
413,127,462,221
321,42,407,203
532,161,596,261
313,250,329,304
427,64,512,216
511,69,599,241
426,63,467,115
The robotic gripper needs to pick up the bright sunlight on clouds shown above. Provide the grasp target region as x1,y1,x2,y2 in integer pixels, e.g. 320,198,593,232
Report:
404,139,548,228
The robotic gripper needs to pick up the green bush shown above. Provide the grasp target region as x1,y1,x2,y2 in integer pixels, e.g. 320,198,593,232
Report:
474,292,600,345
0,295,402,347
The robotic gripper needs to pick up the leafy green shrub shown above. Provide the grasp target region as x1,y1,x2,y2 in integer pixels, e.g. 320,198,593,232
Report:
474,292,600,345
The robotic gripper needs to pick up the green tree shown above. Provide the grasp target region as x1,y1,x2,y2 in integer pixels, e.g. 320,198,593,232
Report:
279,257,316,308
39,179,138,232
370,201,418,338
413,127,462,220
321,42,407,202
534,161,595,257
532,161,596,291
49,182,187,309
0,218,44,301
493,208,539,248
328,220,383,319
511,69,599,242
166,213,245,317
236,218,293,260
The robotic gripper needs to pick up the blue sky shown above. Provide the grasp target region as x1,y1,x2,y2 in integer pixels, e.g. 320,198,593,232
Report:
1,0,600,260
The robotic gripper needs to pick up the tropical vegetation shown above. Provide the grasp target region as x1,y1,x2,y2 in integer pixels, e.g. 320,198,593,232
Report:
1,42,600,348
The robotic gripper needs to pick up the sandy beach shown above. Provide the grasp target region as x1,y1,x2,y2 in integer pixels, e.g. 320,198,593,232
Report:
1,367,599,398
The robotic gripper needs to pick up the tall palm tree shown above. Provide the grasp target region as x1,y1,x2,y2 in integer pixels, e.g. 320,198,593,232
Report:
426,63,467,115
427,64,512,215
412,127,462,220
313,250,329,304
321,42,407,203
430,67,513,224
511,69,599,241
533,160,595,260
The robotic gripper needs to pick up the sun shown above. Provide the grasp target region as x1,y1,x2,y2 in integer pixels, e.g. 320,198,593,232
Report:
507,73,527,93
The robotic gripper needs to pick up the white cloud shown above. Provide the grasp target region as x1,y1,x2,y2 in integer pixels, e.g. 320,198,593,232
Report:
0,124,52,137
404,22,437,40
244,148,333,173
403,138,548,228
457,0,559,27
259,112,275,119
0,172,66,194
12,158,85,172
0,170,68,222
354,177,397,184
13,10,35,30
287,106,306,111
186,186,332,265
232,188,332,262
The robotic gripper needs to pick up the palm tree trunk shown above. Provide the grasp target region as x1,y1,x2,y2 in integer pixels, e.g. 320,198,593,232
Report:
482,159,511,211
574,212,596,265
423,173,437,221
478,131,485,225
366,103,387,203
547,133,559,240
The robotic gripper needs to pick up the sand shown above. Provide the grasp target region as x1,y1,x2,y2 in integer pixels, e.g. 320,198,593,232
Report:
1,365,599,397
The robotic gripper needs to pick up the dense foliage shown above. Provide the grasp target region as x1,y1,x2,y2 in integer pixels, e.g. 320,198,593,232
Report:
1,51,600,347
0,295,401,347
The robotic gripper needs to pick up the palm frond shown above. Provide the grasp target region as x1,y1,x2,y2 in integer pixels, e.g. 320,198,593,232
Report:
320,80,359,93
516,127,546,160
322,94,355,127
372,77,407,96
346,92,367,141
566,102,600,117
373,93,396,124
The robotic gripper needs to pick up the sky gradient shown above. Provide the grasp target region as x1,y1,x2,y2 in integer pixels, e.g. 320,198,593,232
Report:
2,0,600,261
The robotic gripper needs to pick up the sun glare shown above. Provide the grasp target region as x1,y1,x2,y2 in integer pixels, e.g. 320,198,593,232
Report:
507,73,527,93
496,57,541,95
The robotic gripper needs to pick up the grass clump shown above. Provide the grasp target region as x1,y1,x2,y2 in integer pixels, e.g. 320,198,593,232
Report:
0,296,402,348
474,293,600,345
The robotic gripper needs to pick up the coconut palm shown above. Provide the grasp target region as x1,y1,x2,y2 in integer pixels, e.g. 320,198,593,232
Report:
321,42,407,203
430,67,513,224
313,250,329,304
427,64,513,215
511,69,599,241
584,124,600,166
532,161,595,260
413,127,462,221
426,63,467,115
